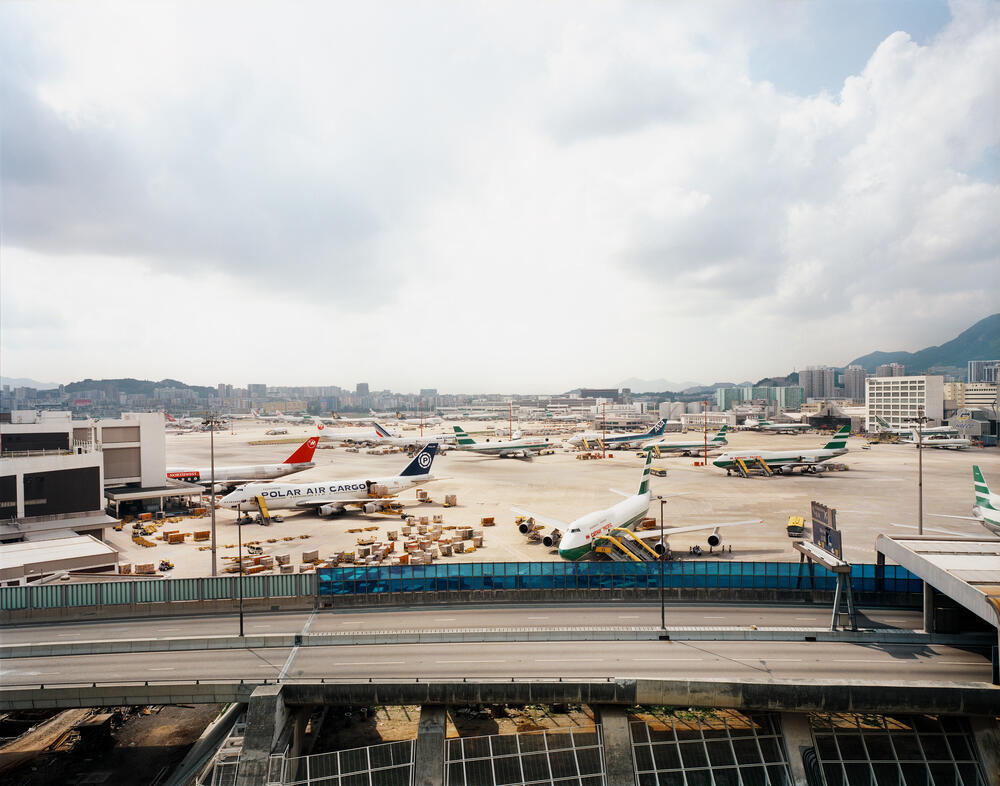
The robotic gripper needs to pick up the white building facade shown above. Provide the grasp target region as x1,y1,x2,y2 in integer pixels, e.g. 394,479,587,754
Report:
865,376,944,432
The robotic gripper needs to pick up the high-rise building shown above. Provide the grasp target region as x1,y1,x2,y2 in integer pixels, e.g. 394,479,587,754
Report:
875,363,906,377
775,386,805,410
715,387,744,410
968,360,1000,384
800,367,835,400
865,375,944,431
356,383,370,396
843,366,867,403
247,383,267,399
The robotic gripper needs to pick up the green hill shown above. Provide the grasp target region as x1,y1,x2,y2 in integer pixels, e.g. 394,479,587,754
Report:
63,378,216,397
847,314,999,375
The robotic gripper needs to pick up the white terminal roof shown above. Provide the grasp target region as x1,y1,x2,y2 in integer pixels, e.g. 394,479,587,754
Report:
0,535,117,569
876,535,1000,628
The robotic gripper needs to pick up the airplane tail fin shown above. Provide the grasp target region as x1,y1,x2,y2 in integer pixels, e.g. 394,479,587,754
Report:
711,425,729,442
973,465,995,509
373,423,394,438
165,413,177,422
283,436,320,464
646,419,667,437
822,425,851,451
637,448,654,495
400,443,438,477
251,409,260,418
452,425,477,445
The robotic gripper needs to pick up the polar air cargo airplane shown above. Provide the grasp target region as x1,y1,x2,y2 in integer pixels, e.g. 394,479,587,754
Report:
566,419,668,449
220,443,439,516
514,450,762,560
713,426,850,475
646,426,729,455
167,437,320,491
452,426,550,459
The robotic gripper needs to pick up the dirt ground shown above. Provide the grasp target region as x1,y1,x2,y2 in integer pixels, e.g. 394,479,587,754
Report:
0,704,223,786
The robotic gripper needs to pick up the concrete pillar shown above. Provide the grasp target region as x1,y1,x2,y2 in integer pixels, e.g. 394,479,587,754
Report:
780,712,813,786
236,684,288,786
596,705,634,786
413,705,447,786
970,716,1000,786
922,582,935,634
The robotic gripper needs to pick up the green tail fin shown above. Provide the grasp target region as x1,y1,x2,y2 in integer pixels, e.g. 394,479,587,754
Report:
452,425,476,446
973,465,994,509
822,425,851,450
637,448,654,495
711,426,728,442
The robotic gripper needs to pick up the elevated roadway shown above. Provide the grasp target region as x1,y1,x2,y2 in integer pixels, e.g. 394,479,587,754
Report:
0,602,925,646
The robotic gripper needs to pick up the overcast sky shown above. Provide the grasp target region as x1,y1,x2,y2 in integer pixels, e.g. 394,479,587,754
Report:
2,0,997,393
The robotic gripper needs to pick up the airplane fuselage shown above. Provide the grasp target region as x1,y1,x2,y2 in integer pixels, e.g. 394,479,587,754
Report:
558,493,651,560
713,447,847,470
220,472,436,512
167,461,314,485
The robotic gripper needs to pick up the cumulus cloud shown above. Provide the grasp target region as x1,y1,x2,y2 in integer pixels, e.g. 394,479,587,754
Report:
1,0,997,389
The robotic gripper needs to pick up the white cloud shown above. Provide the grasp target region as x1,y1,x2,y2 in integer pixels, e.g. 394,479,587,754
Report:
1,0,997,390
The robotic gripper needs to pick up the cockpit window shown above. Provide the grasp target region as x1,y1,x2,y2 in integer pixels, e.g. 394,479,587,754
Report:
570,528,580,533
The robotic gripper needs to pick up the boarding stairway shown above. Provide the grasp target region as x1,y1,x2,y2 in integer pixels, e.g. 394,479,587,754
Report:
594,528,661,562
733,457,773,478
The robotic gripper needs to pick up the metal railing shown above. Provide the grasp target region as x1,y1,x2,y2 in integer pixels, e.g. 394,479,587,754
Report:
0,562,922,612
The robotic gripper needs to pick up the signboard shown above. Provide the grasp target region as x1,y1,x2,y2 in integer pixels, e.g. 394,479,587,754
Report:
810,501,843,560
73,399,92,406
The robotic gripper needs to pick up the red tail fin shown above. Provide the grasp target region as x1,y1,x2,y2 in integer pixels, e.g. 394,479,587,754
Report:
284,436,320,464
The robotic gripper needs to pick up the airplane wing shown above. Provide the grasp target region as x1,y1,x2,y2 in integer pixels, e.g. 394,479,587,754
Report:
293,496,394,509
511,506,568,530
609,489,691,499
930,514,983,522
660,519,763,536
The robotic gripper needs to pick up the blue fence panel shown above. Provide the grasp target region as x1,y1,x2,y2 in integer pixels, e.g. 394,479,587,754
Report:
0,586,29,610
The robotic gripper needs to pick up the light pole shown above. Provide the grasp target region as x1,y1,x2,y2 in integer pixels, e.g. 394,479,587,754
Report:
657,496,667,632
202,415,223,577
237,509,245,637
914,413,926,535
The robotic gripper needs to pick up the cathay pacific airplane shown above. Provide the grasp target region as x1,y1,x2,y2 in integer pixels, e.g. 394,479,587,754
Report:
745,418,811,434
451,426,550,459
713,426,851,475
220,443,440,516
513,449,762,560
647,426,729,455
566,419,668,450
933,465,1000,536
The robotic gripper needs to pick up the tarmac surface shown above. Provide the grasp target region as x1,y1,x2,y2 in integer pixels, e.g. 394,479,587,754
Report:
104,421,1000,578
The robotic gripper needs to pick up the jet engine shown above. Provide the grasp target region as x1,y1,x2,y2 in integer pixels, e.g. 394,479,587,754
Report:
518,518,534,534
707,528,722,548
653,540,667,555
318,504,344,516
210,484,228,494
363,502,383,514
542,529,562,547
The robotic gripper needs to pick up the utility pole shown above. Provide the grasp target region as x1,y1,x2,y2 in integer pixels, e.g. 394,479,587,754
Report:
703,400,708,465
237,508,245,637
658,496,667,632
202,414,223,577
602,402,607,459
916,414,925,535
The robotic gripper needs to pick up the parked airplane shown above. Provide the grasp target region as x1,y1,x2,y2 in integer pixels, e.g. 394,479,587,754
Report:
452,426,550,459
513,449,762,560
566,419,668,450
165,413,201,427
900,433,971,450
250,409,284,422
318,423,392,443
219,443,440,516
874,415,958,438
646,426,729,456
370,423,456,448
744,418,811,434
167,436,320,491
713,426,851,475
934,465,1000,536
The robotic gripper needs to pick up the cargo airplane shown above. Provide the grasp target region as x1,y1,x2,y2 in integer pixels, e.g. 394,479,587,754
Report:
713,426,850,475
513,449,762,560
566,419,668,450
167,436,320,491
452,426,550,459
220,443,439,516
646,426,729,455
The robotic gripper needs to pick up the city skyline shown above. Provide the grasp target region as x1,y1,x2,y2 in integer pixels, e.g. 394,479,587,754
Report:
2,1,998,391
